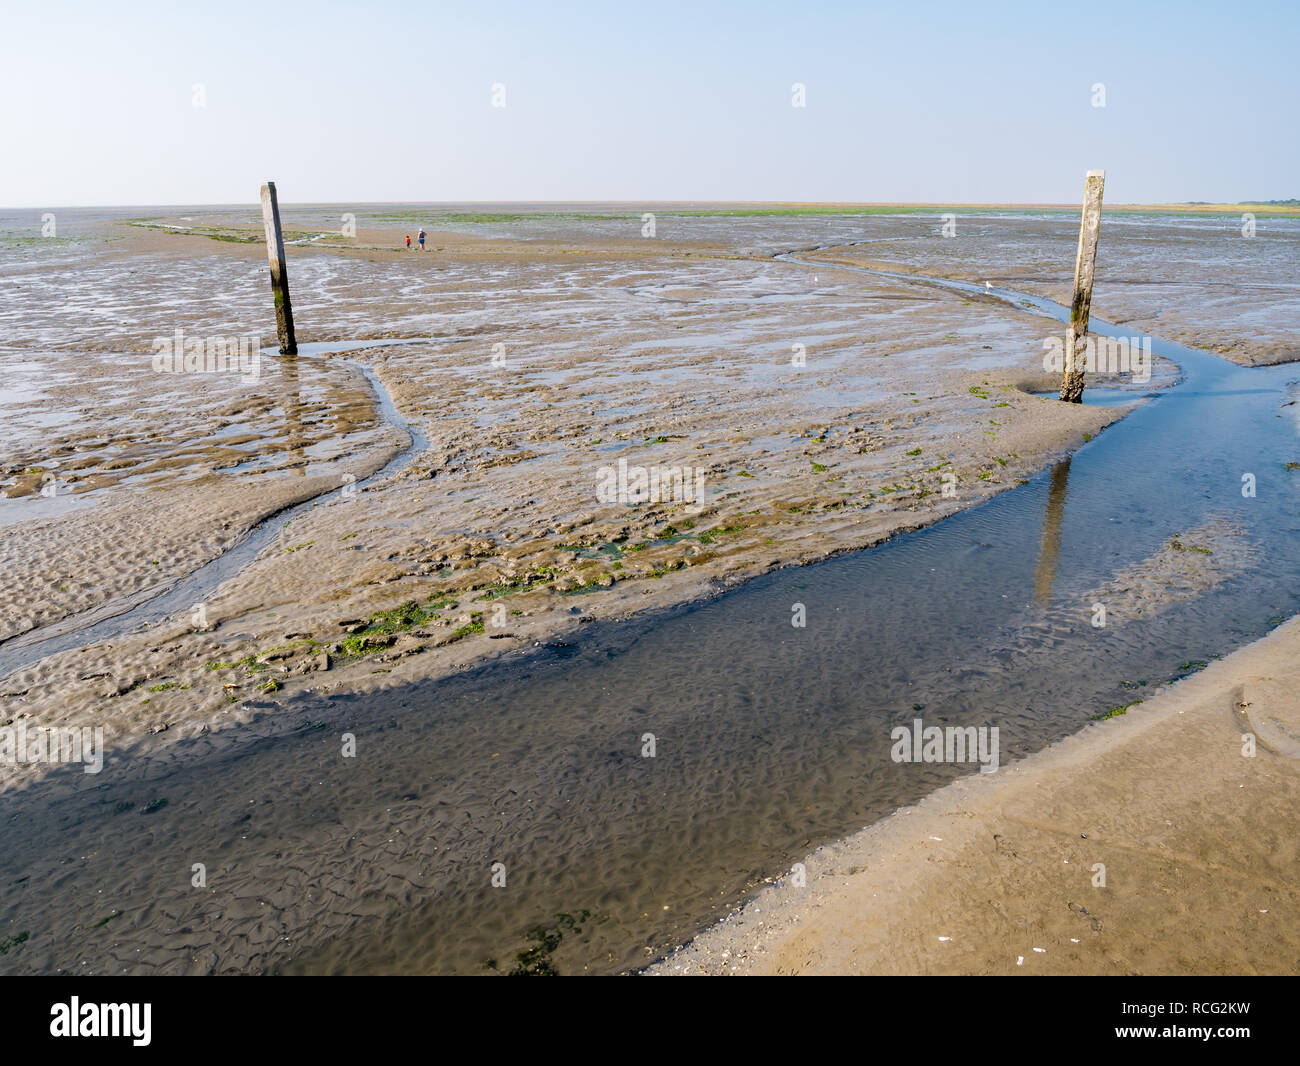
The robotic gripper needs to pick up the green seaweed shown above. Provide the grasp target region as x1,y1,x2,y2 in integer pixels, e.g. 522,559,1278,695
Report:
503,910,591,976
1091,700,1143,721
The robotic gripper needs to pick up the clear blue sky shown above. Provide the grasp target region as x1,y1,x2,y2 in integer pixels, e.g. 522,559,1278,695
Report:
3,0,1296,207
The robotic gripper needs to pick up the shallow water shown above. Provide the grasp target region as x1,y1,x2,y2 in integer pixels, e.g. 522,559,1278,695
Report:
2,275,1296,975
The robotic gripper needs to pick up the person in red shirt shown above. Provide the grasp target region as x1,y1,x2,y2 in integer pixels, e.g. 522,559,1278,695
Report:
405,234,411,249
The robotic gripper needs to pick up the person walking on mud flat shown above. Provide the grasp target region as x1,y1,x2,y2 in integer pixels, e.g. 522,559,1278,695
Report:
417,227,426,251
405,234,411,249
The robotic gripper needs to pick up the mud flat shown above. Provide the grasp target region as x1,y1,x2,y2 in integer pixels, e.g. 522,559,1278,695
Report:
815,211,1300,367
0,206,1296,975
1,208,1162,786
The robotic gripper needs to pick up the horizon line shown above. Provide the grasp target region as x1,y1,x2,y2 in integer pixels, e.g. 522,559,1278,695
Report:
4,198,1297,213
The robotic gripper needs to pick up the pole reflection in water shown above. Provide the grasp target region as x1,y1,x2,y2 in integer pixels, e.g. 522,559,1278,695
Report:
1033,457,1072,606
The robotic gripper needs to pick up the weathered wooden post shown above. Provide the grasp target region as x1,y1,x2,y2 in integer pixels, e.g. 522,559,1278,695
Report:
1059,169,1105,402
260,181,297,355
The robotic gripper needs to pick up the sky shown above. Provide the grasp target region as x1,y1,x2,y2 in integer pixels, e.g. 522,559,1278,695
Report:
2,0,1296,207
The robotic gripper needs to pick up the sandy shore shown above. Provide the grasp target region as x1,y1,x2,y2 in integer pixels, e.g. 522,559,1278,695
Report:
649,616,1300,975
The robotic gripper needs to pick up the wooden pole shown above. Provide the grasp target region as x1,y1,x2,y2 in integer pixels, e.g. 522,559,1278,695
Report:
259,181,297,355
1059,169,1105,403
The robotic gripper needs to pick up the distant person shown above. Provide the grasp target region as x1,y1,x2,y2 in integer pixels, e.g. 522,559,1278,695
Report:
417,228,426,251
405,234,411,249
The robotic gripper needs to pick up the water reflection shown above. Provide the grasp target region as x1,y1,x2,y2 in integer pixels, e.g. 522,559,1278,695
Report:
280,352,306,474
1033,458,1072,605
